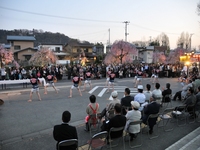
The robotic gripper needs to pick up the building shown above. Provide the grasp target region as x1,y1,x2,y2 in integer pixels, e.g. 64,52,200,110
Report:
38,43,69,64
64,40,95,65
6,35,37,65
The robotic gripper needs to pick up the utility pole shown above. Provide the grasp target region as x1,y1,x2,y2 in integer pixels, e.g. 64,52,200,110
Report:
123,21,130,42
189,33,194,51
108,28,110,45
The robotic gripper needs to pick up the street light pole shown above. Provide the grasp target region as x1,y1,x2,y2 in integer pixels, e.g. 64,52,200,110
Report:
189,33,194,51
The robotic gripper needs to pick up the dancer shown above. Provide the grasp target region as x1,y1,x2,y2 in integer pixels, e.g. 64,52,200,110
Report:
69,73,82,98
82,69,92,92
151,68,159,84
44,72,58,94
105,67,111,87
106,70,115,93
134,69,143,88
28,74,42,102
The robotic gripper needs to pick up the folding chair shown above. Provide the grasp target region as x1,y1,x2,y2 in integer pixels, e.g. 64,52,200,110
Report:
185,104,196,124
88,113,101,137
87,131,108,150
171,105,186,126
108,126,125,150
125,120,142,148
145,113,160,139
162,94,172,108
58,139,78,150
159,108,174,131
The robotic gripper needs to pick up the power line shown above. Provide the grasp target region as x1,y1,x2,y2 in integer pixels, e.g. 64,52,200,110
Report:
0,6,121,23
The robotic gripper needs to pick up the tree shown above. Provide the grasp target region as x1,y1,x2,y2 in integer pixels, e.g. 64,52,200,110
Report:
167,48,187,64
197,1,200,16
155,32,170,48
104,40,137,64
29,47,58,66
153,52,166,64
0,45,19,68
177,32,190,49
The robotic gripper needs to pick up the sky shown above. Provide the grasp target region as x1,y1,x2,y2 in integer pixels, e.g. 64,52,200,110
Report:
0,0,200,50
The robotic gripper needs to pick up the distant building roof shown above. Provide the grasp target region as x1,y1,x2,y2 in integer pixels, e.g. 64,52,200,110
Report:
13,47,38,53
7,36,36,41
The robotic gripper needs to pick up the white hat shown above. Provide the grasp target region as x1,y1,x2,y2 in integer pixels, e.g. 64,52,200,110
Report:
138,85,143,90
131,101,140,109
111,91,118,98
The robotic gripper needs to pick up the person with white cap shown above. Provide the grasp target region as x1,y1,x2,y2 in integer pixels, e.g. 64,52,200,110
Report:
134,85,146,111
105,91,120,119
100,91,120,120
125,101,141,141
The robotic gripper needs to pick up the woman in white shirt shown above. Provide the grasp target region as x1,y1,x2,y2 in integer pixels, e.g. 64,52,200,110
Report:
125,101,141,141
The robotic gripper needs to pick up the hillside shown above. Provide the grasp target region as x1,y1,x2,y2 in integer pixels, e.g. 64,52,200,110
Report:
0,29,71,46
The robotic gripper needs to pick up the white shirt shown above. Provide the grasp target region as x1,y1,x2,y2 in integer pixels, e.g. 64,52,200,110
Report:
134,93,146,111
152,89,162,101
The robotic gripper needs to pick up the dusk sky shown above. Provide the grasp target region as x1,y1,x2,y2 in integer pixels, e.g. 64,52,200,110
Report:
0,0,200,50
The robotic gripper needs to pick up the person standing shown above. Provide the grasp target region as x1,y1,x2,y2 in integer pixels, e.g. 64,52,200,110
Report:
0,66,6,80
82,69,92,92
69,73,82,98
44,72,58,94
28,74,42,102
53,111,78,150
106,70,116,93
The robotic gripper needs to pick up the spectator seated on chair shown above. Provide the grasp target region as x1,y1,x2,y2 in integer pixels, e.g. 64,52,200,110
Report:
85,95,100,131
121,88,133,115
152,83,162,104
144,84,152,103
174,87,197,117
173,79,193,101
161,83,172,105
134,85,146,111
101,103,126,140
53,110,78,150
142,96,161,134
125,101,141,141
100,91,120,120
195,86,200,116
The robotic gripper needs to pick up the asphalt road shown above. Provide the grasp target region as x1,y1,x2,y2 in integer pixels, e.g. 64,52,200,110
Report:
0,77,199,150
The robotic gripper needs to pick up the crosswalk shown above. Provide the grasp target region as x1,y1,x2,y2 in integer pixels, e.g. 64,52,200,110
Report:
88,86,138,100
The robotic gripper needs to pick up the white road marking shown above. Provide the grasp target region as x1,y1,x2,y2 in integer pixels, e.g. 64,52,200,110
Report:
88,86,99,94
98,88,108,97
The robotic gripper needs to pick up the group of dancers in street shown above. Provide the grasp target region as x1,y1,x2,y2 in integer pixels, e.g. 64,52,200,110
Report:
28,64,163,102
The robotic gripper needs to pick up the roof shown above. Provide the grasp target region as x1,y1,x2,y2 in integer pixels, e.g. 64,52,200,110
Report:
7,36,36,41
13,47,38,53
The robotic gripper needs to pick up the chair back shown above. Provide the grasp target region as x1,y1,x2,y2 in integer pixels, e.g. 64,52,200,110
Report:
163,94,172,103
163,108,174,114
148,113,159,119
129,120,142,126
110,126,124,132
58,139,78,150
91,131,108,139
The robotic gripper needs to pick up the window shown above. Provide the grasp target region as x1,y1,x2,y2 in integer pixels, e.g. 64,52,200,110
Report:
55,47,60,52
135,56,138,60
14,45,21,50
25,55,31,61
84,48,88,52
133,56,135,60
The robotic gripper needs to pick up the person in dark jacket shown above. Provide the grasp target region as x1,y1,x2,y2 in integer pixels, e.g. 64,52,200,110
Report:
121,88,133,115
161,83,172,105
53,111,78,150
142,96,160,134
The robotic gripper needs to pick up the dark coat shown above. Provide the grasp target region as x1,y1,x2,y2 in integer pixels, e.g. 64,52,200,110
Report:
106,115,126,139
121,95,133,115
142,101,160,128
53,123,78,150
